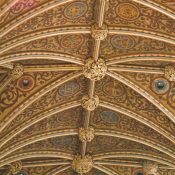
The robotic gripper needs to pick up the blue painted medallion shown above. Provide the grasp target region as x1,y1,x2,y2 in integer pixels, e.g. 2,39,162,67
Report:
111,35,135,50
58,81,80,97
100,111,120,124
64,2,87,19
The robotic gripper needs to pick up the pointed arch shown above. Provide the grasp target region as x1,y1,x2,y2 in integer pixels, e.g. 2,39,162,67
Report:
0,101,81,148
0,27,91,54
106,54,175,65
107,71,175,126
0,52,84,65
131,0,175,20
0,0,75,38
99,101,175,144
109,27,175,45
0,129,78,159
95,129,175,160
93,151,175,168
0,151,74,168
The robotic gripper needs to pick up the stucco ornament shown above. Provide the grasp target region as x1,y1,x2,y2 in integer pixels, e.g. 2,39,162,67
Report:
164,65,175,82
82,95,99,111
72,155,93,174
79,127,95,142
9,63,24,79
10,161,22,174
83,58,107,81
91,24,108,40
143,161,158,175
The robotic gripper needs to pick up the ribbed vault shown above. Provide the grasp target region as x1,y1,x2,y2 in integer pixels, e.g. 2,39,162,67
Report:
0,0,175,175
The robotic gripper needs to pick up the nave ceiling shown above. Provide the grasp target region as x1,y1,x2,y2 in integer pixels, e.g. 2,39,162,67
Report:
0,0,175,175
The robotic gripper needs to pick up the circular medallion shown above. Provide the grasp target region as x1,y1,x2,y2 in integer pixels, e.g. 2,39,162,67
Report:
64,2,87,19
16,171,28,175
111,35,135,50
132,169,146,175
152,78,170,94
61,35,84,49
17,75,35,92
100,111,120,124
103,81,126,97
116,3,140,21
58,81,80,97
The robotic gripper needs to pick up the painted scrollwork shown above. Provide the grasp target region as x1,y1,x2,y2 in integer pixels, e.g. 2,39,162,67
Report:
0,0,93,43
106,0,175,34
1,0,175,174
10,0,39,14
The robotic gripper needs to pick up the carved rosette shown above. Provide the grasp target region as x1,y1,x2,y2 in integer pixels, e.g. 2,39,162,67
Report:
91,24,108,40
82,95,99,111
83,58,107,81
143,161,158,175
72,155,93,174
164,65,175,82
9,63,24,79
79,127,95,142
10,161,22,174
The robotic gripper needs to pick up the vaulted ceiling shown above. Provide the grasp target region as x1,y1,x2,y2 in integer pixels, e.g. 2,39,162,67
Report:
0,0,175,175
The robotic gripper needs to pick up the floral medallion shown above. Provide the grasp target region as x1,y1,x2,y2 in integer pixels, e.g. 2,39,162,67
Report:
60,35,84,49
116,3,140,21
58,81,80,97
111,35,135,50
64,2,87,19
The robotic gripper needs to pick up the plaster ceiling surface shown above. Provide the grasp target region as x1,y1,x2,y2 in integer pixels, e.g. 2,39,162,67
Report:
0,0,175,175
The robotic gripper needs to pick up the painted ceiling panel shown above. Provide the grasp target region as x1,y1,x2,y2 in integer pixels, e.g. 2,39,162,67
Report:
2,34,92,58
0,0,95,43
0,0,175,175
101,35,175,58
106,0,175,35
